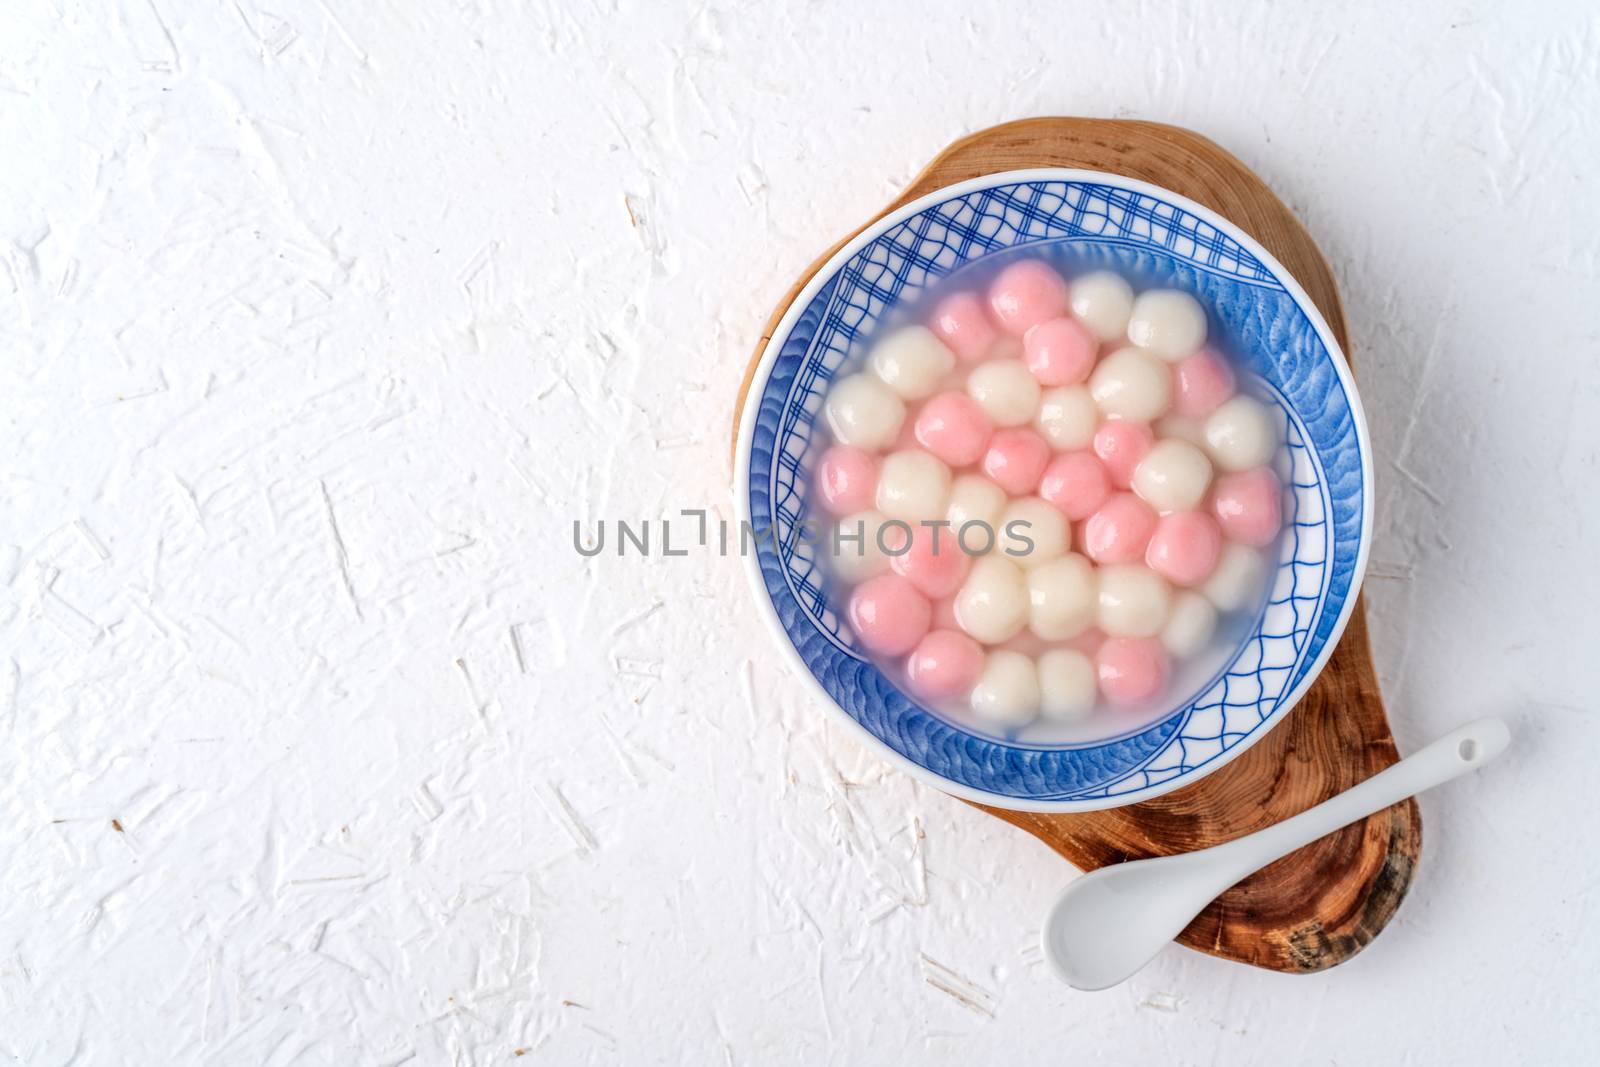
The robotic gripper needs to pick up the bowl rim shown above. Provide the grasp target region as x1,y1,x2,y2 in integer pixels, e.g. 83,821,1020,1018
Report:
733,166,1374,813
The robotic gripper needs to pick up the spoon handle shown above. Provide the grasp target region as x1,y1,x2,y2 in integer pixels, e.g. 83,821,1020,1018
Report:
1200,717,1511,889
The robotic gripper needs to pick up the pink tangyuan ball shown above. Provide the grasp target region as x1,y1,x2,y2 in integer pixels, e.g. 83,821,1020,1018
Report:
1210,467,1283,547
989,259,1070,336
1082,491,1158,564
1038,451,1112,522
847,574,932,656
1092,420,1155,490
816,445,879,515
931,290,1001,363
1144,511,1223,587
906,629,986,699
1023,317,1097,386
914,391,994,467
981,428,1052,496
1172,347,1236,419
1096,637,1170,708
890,523,971,599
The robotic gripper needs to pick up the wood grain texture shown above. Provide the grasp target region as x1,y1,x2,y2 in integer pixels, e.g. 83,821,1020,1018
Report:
734,118,1420,973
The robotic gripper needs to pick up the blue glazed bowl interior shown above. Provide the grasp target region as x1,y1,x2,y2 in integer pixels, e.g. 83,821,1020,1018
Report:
740,172,1368,811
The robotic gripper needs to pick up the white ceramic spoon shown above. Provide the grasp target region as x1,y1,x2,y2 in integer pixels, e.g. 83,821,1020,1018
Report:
1042,717,1511,990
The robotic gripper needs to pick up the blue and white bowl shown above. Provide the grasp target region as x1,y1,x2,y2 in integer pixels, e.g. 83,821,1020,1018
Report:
734,169,1372,812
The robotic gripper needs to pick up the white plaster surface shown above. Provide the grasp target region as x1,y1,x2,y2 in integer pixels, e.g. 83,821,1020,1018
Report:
2,1,1597,1062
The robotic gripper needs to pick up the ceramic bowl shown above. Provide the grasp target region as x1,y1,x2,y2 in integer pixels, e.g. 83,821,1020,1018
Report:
734,169,1372,812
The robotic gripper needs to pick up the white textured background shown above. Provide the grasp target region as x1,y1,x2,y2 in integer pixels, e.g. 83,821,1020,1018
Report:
2,1,1597,1063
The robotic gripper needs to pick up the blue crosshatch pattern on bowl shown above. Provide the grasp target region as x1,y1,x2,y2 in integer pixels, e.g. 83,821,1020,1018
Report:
746,179,1364,803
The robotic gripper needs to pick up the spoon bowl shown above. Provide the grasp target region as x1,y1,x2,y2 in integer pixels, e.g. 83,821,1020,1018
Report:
1043,850,1237,991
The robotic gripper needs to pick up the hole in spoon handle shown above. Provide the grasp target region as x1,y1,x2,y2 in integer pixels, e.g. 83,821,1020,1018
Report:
1212,717,1513,874
1450,717,1511,767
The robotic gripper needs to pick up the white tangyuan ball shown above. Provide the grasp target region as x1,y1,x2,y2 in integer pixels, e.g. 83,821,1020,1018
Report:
1202,543,1268,612
966,358,1041,427
1096,564,1173,637
825,373,905,451
1068,270,1134,342
1026,553,1097,640
999,496,1068,569
1037,649,1097,721
1127,289,1208,361
970,649,1040,726
946,474,1007,554
1158,591,1216,659
1132,438,1214,512
830,510,893,583
1035,385,1098,450
875,450,951,523
954,555,1029,644
1089,347,1172,422
1161,591,1218,657
869,325,955,400
1203,395,1278,471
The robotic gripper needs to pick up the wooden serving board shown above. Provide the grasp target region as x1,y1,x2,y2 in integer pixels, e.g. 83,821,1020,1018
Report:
734,118,1419,973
